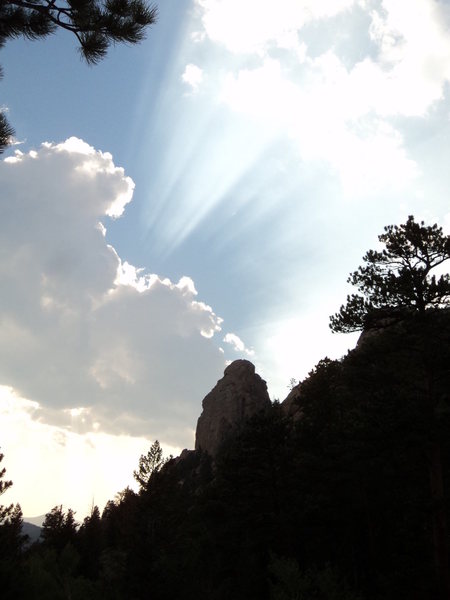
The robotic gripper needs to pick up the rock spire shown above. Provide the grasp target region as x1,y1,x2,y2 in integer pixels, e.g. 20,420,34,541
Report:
195,359,271,457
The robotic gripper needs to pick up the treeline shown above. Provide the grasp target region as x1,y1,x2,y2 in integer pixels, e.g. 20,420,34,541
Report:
1,309,449,599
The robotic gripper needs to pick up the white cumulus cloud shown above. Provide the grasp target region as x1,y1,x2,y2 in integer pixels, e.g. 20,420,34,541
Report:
190,0,450,195
0,139,226,447
223,332,254,356
182,63,204,91
196,0,355,54
219,56,418,194
364,0,450,116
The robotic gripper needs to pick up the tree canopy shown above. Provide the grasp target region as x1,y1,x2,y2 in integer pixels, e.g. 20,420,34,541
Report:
41,505,78,552
0,451,14,539
0,0,158,152
1,325,450,600
133,440,169,490
0,451,26,575
0,452,12,500
0,1,158,63
330,216,450,333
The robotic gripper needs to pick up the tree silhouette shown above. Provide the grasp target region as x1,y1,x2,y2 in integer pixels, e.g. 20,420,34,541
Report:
0,452,12,499
41,505,78,552
330,216,450,333
0,451,14,531
133,440,169,490
0,451,27,598
0,1,158,62
0,0,158,152
0,112,14,155
331,216,450,598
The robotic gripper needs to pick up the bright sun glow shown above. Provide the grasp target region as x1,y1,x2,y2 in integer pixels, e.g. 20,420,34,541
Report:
0,386,181,517
138,0,450,256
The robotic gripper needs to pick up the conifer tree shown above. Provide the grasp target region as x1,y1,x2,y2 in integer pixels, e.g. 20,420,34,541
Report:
0,0,158,152
0,451,13,527
0,452,12,498
41,505,78,552
330,216,450,333
133,440,168,490
0,452,26,568
0,1,158,63
331,216,450,599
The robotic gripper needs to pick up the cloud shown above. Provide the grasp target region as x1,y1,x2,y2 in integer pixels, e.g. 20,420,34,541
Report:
182,63,204,91
196,0,355,54
0,139,226,447
189,0,450,195
0,385,182,517
219,56,418,194
223,332,254,356
363,0,450,116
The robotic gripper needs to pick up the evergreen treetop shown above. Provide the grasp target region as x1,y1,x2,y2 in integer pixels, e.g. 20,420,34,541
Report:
330,216,450,333
0,0,158,152
133,440,170,490
0,0,158,62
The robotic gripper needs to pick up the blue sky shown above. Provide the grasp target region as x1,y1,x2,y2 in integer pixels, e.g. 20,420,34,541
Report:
1,0,450,517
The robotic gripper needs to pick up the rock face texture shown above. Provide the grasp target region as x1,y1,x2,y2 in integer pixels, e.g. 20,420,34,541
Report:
195,359,271,457
281,383,303,421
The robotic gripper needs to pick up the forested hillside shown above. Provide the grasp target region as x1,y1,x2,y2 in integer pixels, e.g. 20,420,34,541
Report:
1,216,449,599
1,308,449,599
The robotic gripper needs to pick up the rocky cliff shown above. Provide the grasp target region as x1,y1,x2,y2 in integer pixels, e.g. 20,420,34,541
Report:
195,359,271,457
281,383,303,421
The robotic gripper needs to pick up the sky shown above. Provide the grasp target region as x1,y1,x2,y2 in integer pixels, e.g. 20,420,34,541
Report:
1,0,450,519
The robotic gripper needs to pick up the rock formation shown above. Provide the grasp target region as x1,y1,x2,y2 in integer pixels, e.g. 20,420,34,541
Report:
281,383,303,421
195,359,271,457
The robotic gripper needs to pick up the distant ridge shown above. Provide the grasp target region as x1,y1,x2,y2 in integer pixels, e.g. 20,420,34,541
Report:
24,515,46,527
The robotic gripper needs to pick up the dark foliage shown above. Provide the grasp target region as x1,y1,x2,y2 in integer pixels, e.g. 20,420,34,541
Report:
0,0,158,152
93,311,446,600
41,505,78,552
133,439,171,491
0,111,14,154
0,453,28,598
0,1,157,62
1,313,449,599
330,216,450,333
